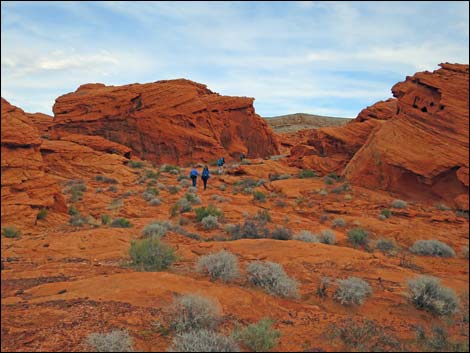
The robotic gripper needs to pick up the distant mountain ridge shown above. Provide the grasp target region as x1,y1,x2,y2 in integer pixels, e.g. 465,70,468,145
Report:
264,113,352,133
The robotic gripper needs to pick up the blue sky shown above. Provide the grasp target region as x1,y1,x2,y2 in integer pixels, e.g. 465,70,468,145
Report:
1,1,468,118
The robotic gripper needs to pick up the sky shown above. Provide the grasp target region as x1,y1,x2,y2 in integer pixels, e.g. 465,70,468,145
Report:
1,1,469,118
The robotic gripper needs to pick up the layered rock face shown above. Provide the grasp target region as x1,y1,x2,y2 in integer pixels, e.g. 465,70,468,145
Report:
288,99,396,173
52,79,279,164
345,63,469,209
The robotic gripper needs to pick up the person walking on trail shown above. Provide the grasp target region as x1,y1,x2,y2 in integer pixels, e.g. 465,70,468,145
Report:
189,167,199,187
217,157,225,174
240,152,246,162
201,165,210,190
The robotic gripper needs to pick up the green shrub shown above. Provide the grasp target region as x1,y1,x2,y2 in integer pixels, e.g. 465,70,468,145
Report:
36,208,48,220
110,218,132,228
247,261,299,298
271,226,292,240
391,199,407,209
201,215,220,230
169,330,239,352
236,318,280,352
196,250,239,282
171,198,193,216
145,170,159,179
334,277,372,305
298,169,317,178
129,237,177,271
107,185,118,193
170,294,220,332
409,240,455,258
323,176,335,185
95,175,118,184
252,191,266,202
2,226,21,238
407,275,459,316
128,160,144,169
85,329,134,352
195,205,223,222
347,227,369,247
101,214,111,225
380,209,392,218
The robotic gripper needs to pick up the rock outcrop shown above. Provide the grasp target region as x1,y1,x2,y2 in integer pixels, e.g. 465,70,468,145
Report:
52,79,279,164
344,63,469,209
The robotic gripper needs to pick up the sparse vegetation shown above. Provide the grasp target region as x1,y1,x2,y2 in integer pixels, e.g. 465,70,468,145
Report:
69,214,88,227
254,209,271,223
168,185,182,194
95,175,118,184
201,215,220,230
298,169,317,178
247,261,299,298
409,239,455,257
319,229,336,244
380,209,392,219
85,329,134,352
415,325,469,352
294,230,319,243
196,250,239,282
347,227,369,247
161,164,180,174
331,218,346,228
323,176,335,185
334,277,372,305
128,160,144,168
129,237,177,271
375,238,396,254
101,214,111,225
391,199,407,209
171,198,193,216
316,276,331,298
110,217,132,228
226,220,270,240
149,197,161,206
2,226,21,238
235,318,280,352
271,226,292,240
36,208,48,220
269,173,291,181
169,330,239,352
195,205,223,222
170,294,221,332
252,191,266,202
142,220,173,238
185,192,201,205
407,275,459,316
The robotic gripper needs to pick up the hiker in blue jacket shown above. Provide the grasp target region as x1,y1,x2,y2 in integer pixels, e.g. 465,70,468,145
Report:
201,165,210,190
217,157,225,174
189,167,199,187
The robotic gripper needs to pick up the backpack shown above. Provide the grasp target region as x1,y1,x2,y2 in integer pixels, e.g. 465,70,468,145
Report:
190,169,198,177
202,168,210,178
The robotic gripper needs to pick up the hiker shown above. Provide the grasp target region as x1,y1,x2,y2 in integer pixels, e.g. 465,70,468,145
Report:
217,157,225,174
189,166,199,187
240,152,246,161
201,165,210,190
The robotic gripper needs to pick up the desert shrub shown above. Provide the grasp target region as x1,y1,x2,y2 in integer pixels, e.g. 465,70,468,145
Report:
95,175,118,184
319,229,336,245
195,205,223,222
171,198,193,216
247,261,299,298
85,329,134,352
318,188,329,196
2,226,21,238
271,226,292,240
240,159,252,165
128,160,144,168
149,198,162,206
298,169,317,178
218,184,227,191
145,169,159,179
316,276,331,298
129,237,177,271
110,218,132,228
142,191,154,201
101,214,111,225
179,217,190,226
185,192,201,205
375,238,396,254
323,176,335,185
168,185,182,194
380,209,392,219
331,183,350,194
107,185,118,193
344,194,353,201
36,208,48,220
378,214,387,221
252,191,266,202
157,182,167,190
236,318,280,352
179,179,191,188
95,187,104,193
64,179,86,202
269,174,291,181
319,214,329,223
274,199,287,208
327,318,402,352
211,194,226,203
331,218,346,228
196,250,239,282
69,215,88,227
187,186,197,193
347,227,369,247
228,220,271,240
143,220,173,238
455,209,469,220
201,215,220,230
334,277,372,305
145,187,159,196
169,330,239,352
170,294,221,332
415,325,468,352
391,199,407,209
107,198,123,211
407,275,459,316
161,164,180,174
294,230,319,243
409,239,455,257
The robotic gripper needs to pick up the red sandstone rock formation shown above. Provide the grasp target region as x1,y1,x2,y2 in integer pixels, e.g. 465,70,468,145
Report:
344,63,469,209
52,79,279,164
